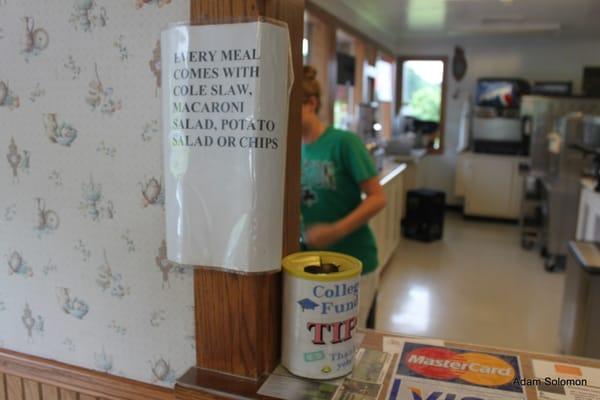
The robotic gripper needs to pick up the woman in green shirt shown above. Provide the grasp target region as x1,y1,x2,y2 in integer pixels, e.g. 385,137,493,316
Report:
301,66,387,327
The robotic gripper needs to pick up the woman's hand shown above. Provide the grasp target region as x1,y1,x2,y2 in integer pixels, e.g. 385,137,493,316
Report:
304,177,386,250
305,223,342,249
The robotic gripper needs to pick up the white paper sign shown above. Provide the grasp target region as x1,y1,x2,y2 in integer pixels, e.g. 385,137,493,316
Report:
161,21,292,272
532,359,600,400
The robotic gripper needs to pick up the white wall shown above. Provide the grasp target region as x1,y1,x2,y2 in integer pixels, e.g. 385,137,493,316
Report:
398,36,600,204
0,0,194,387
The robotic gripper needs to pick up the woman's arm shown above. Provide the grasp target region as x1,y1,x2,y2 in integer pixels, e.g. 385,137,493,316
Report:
305,177,387,249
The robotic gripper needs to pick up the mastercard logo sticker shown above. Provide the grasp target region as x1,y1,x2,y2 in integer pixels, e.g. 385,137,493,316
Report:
404,347,516,387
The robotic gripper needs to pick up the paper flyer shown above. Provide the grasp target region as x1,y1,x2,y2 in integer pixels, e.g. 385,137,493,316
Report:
532,359,600,400
161,22,293,272
332,349,394,400
388,376,524,400
258,374,338,400
333,379,382,400
350,349,394,384
261,348,394,400
387,341,526,400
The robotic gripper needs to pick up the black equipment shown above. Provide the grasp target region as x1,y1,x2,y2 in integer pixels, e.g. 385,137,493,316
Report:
402,189,446,242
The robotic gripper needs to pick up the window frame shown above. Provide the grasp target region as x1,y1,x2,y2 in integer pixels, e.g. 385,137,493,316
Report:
396,56,448,155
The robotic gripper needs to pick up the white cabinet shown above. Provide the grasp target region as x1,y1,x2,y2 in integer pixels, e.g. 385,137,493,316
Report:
400,162,419,218
455,152,525,219
371,169,404,268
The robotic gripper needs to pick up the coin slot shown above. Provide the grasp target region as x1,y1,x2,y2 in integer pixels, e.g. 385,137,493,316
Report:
304,263,340,274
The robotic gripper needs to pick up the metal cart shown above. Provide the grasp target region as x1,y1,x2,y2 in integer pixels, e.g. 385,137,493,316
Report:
518,163,544,250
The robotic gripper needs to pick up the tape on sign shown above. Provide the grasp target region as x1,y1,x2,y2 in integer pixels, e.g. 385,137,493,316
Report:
281,251,362,380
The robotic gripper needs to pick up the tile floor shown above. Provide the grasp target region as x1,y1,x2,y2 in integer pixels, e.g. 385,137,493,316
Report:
376,212,565,354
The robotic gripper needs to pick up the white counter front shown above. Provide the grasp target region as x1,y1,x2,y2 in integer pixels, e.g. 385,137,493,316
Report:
455,152,526,219
372,160,407,269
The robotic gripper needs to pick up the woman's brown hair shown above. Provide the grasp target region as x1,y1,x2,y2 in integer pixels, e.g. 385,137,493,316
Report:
303,65,321,112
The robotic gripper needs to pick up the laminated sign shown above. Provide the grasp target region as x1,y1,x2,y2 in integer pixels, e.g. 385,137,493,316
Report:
161,20,293,272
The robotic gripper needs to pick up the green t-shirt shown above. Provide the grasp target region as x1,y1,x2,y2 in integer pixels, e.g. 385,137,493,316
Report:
301,126,379,274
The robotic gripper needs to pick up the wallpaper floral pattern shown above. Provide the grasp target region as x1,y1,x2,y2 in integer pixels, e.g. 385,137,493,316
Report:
0,0,194,387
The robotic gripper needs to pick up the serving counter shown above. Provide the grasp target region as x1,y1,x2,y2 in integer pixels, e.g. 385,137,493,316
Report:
249,329,600,400
371,160,407,268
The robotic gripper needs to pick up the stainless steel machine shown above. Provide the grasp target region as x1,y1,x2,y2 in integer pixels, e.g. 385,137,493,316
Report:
522,95,600,174
518,96,600,253
540,114,600,271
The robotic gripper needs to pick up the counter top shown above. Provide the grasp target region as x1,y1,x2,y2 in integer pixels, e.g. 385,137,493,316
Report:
569,241,600,274
582,177,597,192
256,330,600,400
379,159,407,186
361,330,600,400
392,148,428,164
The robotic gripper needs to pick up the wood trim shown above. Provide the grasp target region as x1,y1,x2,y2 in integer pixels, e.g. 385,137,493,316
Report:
194,270,282,377
396,55,448,155
0,348,173,400
306,1,394,57
175,367,261,400
190,0,264,19
354,39,366,114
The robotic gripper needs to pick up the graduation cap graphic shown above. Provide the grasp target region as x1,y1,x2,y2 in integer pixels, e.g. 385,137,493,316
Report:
297,298,319,312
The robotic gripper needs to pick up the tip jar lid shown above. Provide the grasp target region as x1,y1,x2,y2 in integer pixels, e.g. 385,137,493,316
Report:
282,251,362,282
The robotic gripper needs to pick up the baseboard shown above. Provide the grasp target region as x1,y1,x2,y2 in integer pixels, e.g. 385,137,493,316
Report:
462,214,518,224
0,348,174,400
444,204,463,213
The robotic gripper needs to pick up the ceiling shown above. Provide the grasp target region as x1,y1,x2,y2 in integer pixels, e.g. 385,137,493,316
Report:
311,0,600,51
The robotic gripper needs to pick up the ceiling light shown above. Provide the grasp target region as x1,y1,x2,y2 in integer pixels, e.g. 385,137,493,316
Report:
408,0,446,30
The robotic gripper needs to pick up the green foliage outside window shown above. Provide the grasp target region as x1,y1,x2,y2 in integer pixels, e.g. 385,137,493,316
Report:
403,65,442,123
409,87,441,123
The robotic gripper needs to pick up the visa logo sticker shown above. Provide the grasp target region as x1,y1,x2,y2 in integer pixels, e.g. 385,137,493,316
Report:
408,386,484,400
388,379,487,400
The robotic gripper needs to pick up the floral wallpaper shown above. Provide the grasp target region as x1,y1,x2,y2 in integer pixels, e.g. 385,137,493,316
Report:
0,0,195,387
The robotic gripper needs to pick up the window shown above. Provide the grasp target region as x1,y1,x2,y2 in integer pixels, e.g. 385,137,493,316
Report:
397,57,447,153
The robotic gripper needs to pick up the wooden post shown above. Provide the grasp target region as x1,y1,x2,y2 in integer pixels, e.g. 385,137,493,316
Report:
175,1,304,399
